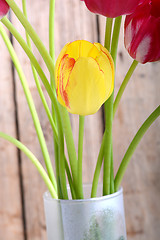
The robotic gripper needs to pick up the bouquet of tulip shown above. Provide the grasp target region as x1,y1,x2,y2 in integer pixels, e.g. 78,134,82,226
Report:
0,0,159,205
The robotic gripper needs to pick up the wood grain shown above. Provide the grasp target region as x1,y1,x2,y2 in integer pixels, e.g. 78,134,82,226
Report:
0,28,24,239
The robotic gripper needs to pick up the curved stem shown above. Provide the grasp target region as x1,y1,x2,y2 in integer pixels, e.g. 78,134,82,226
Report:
0,23,57,190
21,0,58,142
115,105,160,191
0,132,58,199
1,18,75,199
5,0,55,83
78,116,85,199
1,18,61,131
20,0,68,199
113,60,138,117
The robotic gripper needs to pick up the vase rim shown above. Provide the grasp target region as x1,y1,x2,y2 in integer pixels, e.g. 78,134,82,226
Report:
43,186,123,203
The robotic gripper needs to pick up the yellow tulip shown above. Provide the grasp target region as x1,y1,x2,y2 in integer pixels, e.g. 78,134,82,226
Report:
55,40,114,115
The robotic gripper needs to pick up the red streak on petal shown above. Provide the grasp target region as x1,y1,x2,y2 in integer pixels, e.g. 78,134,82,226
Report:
93,43,114,72
101,49,114,72
63,90,70,108
94,59,104,74
59,54,75,108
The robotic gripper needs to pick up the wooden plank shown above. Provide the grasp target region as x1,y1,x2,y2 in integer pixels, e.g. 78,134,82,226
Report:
0,28,24,239
11,0,103,239
99,16,160,239
11,1,51,239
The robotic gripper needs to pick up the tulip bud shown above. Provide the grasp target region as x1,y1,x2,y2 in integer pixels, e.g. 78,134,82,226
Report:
124,0,160,64
81,0,144,18
55,40,114,116
0,0,10,20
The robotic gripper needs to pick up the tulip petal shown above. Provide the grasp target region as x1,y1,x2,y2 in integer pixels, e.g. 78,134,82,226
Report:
65,57,107,115
82,0,144,18
151,0,160,18
55,40,114,115
124,0,160,63
94,43,114,97
65,40,97,60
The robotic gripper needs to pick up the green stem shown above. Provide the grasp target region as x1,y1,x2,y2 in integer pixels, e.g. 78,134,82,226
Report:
49,0,55,66
5,0,56,83
78,116,85,199
115,105,160,191
53,139,62,198
49,0,57,138
113,60,138,117
103,93,114,195
65,160,76,199
0,132,58,199
104,17,114,119
103,16,122,196
91,133,105,198
103,18,114,187
59,106,78,195
58,124,68,199
111,16,122,65
110,147,114,194
0,23,57,190
21,0,58,143
49,0,56,121
104,17,113,51
91,134,114,197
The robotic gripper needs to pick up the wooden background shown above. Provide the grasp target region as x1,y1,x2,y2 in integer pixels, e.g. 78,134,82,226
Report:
0,0,160,239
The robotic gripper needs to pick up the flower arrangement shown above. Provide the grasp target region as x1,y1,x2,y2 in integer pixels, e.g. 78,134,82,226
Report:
0,0,159,214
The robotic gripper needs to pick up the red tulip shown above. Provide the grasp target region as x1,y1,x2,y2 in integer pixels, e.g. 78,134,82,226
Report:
0,0,9,19
81,0,144,18
124,0,160,64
